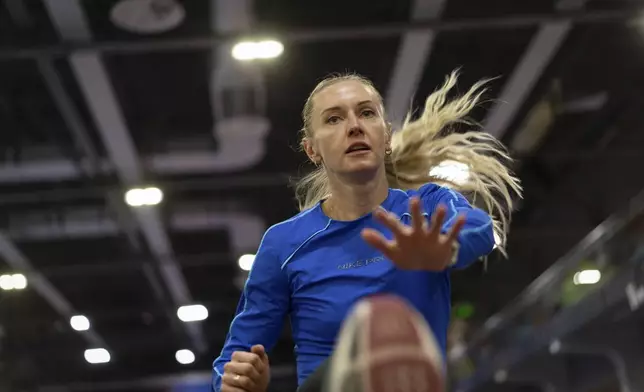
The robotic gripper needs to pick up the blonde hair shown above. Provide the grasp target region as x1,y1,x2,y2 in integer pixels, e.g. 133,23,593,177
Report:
295,71,522,253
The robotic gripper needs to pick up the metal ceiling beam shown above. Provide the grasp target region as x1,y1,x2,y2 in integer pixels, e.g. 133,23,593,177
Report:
0,232,107,349
42,0,206,352
483,0,589,139
0,8,634,60
6,207,265,253
386,0,447,129
0,151,277,183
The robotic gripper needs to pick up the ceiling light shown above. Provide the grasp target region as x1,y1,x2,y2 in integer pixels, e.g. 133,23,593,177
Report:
110,0,185,34
0,274,27,291
549,340,562,354
429,160,470,186
573,269,601,285
11,274,27,289
70,315,91,331
177,304,208,322
494,369,508,384
232,40,284,61
84,348,111,364
125,187,163,207
175,349,195,365
238,254,255,271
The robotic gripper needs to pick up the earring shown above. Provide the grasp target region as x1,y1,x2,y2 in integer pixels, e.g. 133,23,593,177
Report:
385,147,392,156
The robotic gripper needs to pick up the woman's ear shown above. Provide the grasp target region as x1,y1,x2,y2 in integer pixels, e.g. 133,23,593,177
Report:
386,122,393,147
303,138,321,165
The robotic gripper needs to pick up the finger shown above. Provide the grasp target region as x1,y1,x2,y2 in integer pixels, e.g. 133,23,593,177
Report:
222,372,257,391
446,215,466,244
250,344,265,357
429,205,447,238
251,344,269,367
220,383,246,392
231,351,262,370
409,197,426,233
373,208,408,238
361,228,398,260
224,361,261,380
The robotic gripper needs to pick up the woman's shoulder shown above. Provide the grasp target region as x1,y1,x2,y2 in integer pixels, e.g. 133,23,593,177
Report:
262,205,327,246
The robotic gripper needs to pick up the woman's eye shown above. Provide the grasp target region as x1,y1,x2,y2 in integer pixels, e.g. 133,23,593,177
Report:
361,109,375,118
326,116,341,124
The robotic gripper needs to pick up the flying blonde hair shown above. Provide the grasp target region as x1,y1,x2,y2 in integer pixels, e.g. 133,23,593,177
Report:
295,71,522,253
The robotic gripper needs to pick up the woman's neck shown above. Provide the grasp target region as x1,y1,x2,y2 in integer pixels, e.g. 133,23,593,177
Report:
322,171,390,221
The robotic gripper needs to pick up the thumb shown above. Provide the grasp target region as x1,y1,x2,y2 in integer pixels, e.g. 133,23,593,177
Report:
251,344,269,365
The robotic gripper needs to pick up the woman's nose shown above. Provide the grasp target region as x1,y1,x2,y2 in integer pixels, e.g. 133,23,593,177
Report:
346,114,363,136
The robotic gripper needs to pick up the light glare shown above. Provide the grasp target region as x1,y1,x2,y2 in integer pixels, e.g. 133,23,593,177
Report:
232,40,284,61
84,348,110,364
573,269,601,285
70,315,91,331
493,231,502,250
125,187,163,207
238,254,255,271
429,160,470,186
0,274,27,291
175,349,195,364
177,304,208,322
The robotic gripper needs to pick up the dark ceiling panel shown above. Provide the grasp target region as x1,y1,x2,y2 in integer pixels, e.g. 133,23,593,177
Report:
254,0,411,29
47,269,158,314
104,51,214,152
443,0,555,18
414,27,537,124
17,237,134,268
0,60,75,151
0,0,59,47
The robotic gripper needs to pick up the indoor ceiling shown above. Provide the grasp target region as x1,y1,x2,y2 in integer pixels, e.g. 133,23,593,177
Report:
0,0,643,391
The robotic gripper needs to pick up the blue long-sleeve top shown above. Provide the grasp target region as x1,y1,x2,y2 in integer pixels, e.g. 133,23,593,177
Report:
212,183,494,390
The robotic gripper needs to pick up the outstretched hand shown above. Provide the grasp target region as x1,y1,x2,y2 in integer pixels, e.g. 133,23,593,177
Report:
361,197,466,271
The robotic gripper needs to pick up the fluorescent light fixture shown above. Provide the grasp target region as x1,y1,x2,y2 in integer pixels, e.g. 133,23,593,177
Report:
70,315,91,331
84,348,111,364
232,40,284,61
429,160,470,186
573,269,601,285
0,274,27,290
238,254,255,271
177,304,208,322
125,187,163,207
175,349,195,364
110,0,186,34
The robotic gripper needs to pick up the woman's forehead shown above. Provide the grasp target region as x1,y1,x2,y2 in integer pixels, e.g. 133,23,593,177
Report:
314,80,379,111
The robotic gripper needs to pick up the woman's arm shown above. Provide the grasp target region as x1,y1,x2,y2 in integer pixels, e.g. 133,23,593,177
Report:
212,231,290,392
420,184,495,269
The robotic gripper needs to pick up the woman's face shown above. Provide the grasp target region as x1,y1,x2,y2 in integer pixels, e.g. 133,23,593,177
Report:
304,80,390,178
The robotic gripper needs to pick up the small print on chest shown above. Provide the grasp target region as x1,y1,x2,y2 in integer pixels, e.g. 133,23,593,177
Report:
337,255,386,270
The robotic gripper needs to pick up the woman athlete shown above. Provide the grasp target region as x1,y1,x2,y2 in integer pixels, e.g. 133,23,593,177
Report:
212,71,521,392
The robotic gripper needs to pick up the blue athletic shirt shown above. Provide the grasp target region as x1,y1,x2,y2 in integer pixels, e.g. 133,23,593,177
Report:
212,183,494,389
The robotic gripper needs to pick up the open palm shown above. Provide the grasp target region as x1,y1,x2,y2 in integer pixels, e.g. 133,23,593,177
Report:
361,197,465,271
